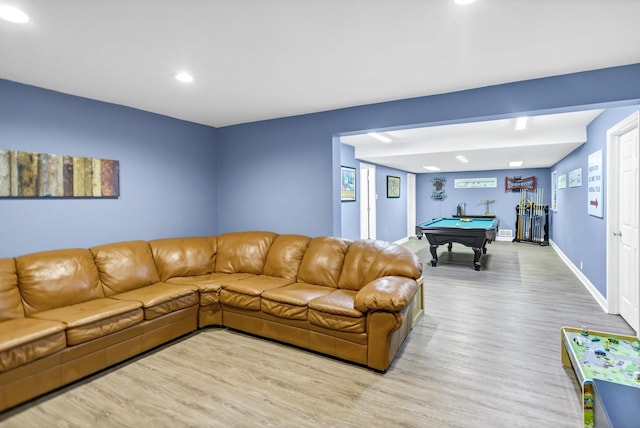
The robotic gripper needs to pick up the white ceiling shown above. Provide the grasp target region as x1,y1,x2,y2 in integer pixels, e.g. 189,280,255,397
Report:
1,1,639,172
341,109,603,173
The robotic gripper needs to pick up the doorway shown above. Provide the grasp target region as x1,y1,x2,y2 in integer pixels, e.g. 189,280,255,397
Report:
359,163,376,239
606,110,640,335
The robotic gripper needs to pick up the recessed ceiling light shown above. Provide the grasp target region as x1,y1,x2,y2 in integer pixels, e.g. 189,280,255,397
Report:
0,5,29,23
515,116,528,130
367,132,392,143
423,166,440,171
174,72,194,83
454,0,476,5
509,161,524,167
456,155,469,163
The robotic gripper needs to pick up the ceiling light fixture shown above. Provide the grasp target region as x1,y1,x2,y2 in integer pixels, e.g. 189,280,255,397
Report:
367,132,392,143
423,166,440,171
174,72,194,83
456,155,469,163
454,0,476,5
509,161,524,167
515,116,528,130
0,5,29,23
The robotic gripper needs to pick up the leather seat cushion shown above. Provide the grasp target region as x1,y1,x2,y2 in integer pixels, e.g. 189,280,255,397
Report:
307,290,366,333
220,275,292,311
0,318,66,372
167,273,254,305
112,282,199,320
261,283,333,320
31,298,144,346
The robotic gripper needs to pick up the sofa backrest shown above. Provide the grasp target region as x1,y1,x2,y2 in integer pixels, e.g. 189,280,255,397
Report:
16,249,104,316
0,258,24,321
337,239,389,291
297,237,350,288
91,240,161,296
149,236,217,281
262,234,310,281
215,231,276,275
362,242,423,285
338,239,423,291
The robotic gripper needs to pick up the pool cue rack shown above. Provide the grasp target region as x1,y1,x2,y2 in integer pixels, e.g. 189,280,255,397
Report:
513,189,549,246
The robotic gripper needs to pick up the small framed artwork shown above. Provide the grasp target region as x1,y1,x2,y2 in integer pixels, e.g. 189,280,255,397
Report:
387,175,400,198
340,166,356,201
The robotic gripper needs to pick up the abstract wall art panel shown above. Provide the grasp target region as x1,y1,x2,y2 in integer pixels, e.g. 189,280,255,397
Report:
0,149,119,198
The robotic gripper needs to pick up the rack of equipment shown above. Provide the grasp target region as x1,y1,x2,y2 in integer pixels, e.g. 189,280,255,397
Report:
513,189,549,246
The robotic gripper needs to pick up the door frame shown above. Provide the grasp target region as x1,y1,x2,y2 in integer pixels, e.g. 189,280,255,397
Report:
606,110,639,324
359,163,376,239
407,173,416,237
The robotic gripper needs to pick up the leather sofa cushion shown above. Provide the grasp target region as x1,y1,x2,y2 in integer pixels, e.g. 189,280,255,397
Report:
297,237,350,288
307,290,366,333
149,237,216,281
354,276,418,312
262,235,310,281
111,283,198,320
0,318,66,372
166,272,254,305
339,240,423,291
0,258,23,321
361,244,422,285
261,283,332,320
91,240,161,296
215,231,276,274
338,239,389,291
16,248,104,316
220,275,292,310
31,298,143,346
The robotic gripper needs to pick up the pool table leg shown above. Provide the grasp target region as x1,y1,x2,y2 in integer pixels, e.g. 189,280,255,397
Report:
447,242,453,252
429,244,439,267
472,247,482,271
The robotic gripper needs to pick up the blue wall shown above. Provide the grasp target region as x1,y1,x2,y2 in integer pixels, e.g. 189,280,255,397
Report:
339,144,409,243
217,63,640,242
0,80,218,257
375,165,408,242
417,168,550,233
550,105,640,297
340,144,359,241
2,63,640,262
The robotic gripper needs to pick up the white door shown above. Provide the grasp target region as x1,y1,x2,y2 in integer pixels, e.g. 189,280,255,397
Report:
407,173,416,237
607,111,640,336
618,125,639,332
359,163,376,239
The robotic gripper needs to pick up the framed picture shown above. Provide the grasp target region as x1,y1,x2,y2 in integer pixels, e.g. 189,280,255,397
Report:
387,175,400,198
340,166,356,201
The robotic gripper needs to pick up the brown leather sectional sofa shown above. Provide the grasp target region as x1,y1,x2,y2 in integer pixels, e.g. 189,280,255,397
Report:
0,231,424,412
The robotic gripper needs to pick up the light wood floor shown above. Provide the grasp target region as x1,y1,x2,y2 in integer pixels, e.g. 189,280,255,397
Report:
1,239,635,427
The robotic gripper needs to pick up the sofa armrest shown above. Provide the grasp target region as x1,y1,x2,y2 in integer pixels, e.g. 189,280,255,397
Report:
354,276,418,312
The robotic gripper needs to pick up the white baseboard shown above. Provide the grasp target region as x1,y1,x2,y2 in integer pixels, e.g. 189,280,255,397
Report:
395,236,411,245
496,236,512,242
549,239,609,312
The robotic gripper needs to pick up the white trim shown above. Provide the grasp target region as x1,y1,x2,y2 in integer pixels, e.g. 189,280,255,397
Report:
359,163,376,239
406,173,416,237
550,239,608,312
394,237,410,245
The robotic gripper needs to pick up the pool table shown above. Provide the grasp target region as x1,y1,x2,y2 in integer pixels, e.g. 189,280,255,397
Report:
415,217,499,271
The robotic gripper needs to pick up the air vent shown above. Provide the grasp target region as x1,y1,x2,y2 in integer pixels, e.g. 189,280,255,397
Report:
498,229,513,239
